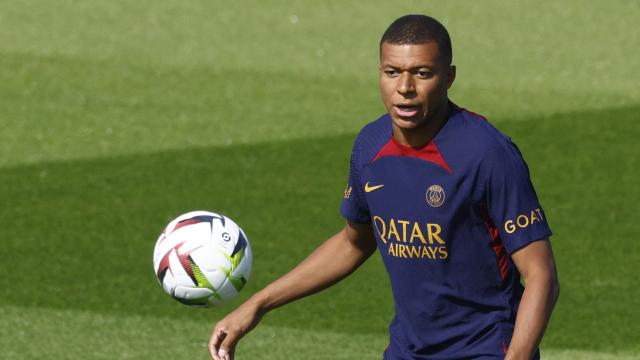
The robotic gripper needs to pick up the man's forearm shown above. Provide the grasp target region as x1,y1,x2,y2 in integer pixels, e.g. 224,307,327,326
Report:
249,225,376,314
506,271,560,359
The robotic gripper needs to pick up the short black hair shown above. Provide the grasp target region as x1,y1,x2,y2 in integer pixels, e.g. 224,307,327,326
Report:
380,15,453,65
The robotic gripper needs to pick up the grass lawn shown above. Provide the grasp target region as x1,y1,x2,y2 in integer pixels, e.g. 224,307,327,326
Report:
0,0,638,358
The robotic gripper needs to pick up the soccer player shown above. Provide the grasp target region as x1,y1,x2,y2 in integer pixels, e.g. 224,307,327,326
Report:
209,14,559,360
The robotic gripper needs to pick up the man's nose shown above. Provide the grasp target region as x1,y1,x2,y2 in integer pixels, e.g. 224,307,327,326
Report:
397,72,415,95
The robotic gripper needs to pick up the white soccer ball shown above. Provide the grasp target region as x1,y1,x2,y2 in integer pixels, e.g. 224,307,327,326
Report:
153,211,252,306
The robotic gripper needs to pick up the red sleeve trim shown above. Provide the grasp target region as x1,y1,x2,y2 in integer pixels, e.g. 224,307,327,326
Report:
479,205,509,283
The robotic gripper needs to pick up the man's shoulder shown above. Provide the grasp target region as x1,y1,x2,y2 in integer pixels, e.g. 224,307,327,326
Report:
357,113,392,141
446,106,515,159
443,106,534,179
351,114,393,163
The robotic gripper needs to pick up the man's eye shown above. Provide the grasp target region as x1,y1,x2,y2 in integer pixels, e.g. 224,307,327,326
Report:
418,71,432,78
384,70,399,77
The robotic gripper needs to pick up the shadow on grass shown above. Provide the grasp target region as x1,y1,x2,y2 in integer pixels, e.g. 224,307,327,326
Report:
1,105,639,350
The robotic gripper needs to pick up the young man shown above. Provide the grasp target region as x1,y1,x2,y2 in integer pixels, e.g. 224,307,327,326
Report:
209,15,559,360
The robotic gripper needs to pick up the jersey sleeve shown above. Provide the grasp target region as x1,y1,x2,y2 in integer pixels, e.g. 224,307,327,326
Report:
340,136,371,223
484,138,552,254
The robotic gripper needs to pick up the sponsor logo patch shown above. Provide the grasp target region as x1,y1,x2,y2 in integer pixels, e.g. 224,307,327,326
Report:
504,208,545,234
372,215,449,260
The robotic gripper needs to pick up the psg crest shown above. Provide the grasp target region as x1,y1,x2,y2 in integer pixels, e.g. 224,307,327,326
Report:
426,185,445,207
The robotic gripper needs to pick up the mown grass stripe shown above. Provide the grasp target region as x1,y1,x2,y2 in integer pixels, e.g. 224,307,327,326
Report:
1,305,637,360
0,106,638,351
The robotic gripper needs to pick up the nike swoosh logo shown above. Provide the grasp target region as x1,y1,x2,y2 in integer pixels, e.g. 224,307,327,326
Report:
364,182,384,193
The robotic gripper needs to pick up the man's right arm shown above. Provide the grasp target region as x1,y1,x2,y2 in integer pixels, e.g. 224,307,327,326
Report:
209,221,376,360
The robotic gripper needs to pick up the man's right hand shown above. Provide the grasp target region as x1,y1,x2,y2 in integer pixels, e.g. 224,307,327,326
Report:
209,299,264,360
208,221,376,359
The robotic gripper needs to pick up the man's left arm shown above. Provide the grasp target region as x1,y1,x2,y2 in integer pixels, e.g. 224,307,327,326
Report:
506,239,560,360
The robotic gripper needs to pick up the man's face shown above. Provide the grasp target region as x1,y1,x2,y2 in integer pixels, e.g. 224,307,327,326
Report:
379,41,455,131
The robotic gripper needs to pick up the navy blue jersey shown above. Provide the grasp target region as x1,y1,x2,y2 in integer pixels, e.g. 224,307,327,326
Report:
341,104,551,359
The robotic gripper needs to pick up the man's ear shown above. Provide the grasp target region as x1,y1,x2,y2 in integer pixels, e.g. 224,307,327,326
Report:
447,65,457,89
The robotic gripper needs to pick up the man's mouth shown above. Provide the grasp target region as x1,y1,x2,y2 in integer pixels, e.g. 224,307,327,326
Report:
393,104,420,118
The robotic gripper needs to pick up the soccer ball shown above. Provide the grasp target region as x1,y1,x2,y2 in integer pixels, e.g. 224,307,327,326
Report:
153,210,252,306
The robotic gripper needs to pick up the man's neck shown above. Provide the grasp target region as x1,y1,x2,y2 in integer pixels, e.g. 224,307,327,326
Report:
393,100,451,148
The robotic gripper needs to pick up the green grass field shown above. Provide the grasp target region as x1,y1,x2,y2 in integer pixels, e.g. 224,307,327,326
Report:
1,1,639,358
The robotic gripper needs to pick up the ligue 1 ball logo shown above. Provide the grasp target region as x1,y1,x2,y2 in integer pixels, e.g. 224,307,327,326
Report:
426,185,445,207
